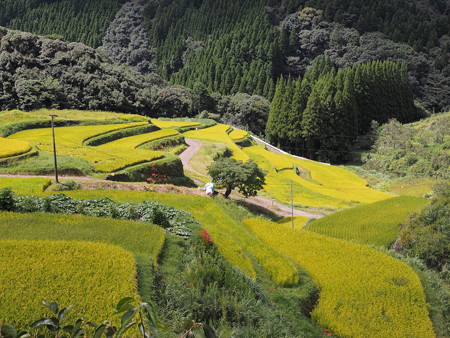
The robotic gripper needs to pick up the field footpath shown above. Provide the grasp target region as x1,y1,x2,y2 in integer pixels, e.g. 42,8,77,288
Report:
179,139,323,219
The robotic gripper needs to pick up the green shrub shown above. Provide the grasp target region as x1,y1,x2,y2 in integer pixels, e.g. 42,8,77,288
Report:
212,147,232,161
13,193,199,233
0,187,15,211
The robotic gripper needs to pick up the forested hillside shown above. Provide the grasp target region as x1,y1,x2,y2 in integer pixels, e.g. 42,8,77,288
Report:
0,0,122,47
0,27,189,116
142,0,449,111
1,0,448,112
266,57,419,162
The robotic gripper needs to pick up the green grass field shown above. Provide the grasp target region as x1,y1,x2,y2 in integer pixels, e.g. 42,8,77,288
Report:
243,218,434,338
0,240,139,329
188,140,226,176
305,196,430,247
386,177,436,196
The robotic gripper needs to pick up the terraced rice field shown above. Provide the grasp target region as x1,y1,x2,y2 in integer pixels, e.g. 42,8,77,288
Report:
245,145,293,171
0,177,51,195
8,123,165,172
151,119,201,129
276,216,309,229
101,129,179,149
0,138,32,158
184,124,249,162
305,196,430,247
243,218,434,338
60,190,297,286
0,240,139,328
228,129,248,142
244,145,393,209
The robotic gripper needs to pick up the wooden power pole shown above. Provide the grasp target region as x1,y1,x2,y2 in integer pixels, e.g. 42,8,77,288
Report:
49,114,59,183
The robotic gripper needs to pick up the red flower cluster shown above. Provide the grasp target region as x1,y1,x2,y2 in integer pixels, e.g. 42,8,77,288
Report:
199,229,213,244
147,165,171,183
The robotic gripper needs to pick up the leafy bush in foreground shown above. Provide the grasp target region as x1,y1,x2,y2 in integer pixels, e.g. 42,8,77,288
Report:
10,192,198,234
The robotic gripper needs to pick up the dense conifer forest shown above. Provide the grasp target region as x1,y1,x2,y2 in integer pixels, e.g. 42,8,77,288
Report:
0,0,123,47
266,57,419,162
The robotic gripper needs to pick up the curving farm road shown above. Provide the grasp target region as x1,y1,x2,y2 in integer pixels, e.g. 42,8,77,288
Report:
178,138,323,219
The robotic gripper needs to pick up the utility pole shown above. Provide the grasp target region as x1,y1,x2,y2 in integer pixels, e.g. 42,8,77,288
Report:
49,114,59,183
290,180,294,229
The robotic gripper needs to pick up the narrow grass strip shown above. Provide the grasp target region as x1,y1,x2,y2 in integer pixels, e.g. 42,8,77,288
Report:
150,119,201,129
101,129,179,149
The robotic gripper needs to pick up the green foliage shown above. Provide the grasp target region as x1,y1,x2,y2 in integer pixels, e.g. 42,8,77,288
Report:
267,58,419,163
139,134,185,152
0,187,14,211
207,158,266,198
107,155,185,183
0,29,191,117
50,180,81,192
363,115,450,179
397,183,450,274
306,196,430,247
9,193,198,234
1,0,121,48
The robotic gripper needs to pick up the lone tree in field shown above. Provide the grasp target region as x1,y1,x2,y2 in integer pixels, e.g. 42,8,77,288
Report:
207,158,266,198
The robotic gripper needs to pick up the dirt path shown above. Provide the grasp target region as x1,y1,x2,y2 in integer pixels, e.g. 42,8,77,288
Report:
249,195,323,218
1,141,323,218
178,141,323,219
179,139,205,177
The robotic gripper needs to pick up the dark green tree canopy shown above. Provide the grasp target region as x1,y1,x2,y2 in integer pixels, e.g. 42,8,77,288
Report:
207,158,266,198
